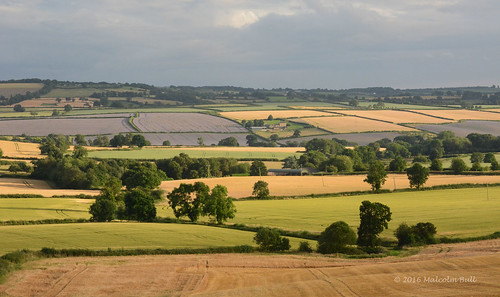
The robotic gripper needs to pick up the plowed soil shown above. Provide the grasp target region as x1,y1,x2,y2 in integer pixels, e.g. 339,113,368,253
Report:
1,239,498,297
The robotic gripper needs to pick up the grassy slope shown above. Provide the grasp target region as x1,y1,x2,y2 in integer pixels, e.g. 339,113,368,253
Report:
0,222,310,255
0,198,92,221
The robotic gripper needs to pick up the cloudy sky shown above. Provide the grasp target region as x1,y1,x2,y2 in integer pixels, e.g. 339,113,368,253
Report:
1,0,499,89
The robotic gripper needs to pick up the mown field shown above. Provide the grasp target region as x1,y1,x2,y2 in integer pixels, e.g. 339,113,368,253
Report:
0,140,41,159
0,223,310,255
219,110,333,120
89,146,304,160
0,198,92,221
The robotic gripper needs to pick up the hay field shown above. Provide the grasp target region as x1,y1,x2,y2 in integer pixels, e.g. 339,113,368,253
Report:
88,146,304,160
161,174,500,198
297,116,416,133
133,113,247,133
0,83,43,97
412,109,500,121
0,223,309,255
0,198,92,221
0,140,41,159
1,240,498,297
219,110,333,120
0,178,98,197
335,110,452,124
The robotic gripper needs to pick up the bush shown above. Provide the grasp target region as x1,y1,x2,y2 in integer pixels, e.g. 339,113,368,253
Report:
254,227,290,252
395,222,437,247
298,241,313,253
317,221,356,254
451,158,468,174
430,159,443,171
394,223,415,246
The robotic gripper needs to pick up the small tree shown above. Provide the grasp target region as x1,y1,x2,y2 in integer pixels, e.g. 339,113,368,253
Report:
470,162,483,171
394,223,414,247
64,104,73,112
484,152,496,163
364,161,387,191
252,180,270,199
283,156,299,169
395,222,437,247
389,156,406,172
317,221,356,254
250,160,267,176
131,134,150,147
450,158,468,174
75,134,87,146
197,137,204,146
430,159,443,171
357,200,392,249
293,129,301,138
267,114,274,120
298,241,313,253
491,158,500,170
89,178,122,222
470,152,484,164
13,104,25,112
406,163,430,190
270,134,279,142
254,227,290,252
163,140,171,146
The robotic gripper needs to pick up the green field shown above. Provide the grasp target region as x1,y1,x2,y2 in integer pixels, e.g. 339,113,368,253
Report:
0,198,92,221
0,222,311,255
88,148,303,160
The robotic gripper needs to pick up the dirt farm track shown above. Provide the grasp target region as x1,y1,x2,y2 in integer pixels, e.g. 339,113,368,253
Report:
1,239,499,297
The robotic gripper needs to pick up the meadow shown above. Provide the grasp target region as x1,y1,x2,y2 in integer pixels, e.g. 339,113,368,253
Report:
0,222,310,255
88,146,304,160
0,198,92,221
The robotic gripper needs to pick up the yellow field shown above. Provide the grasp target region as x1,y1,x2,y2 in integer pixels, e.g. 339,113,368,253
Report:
0,140,42,159
220,110,333,120
335,110,452,124
296,116,416,133
161,174,500,198
412,109,500,121
0,178,98,197
1,240,498,297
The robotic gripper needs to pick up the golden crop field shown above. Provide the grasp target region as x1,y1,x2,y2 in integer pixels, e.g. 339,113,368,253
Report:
288,105,342,110
0,140,42,159
296,116,416,133
161,174,500,198
412,109,500,121
220,110,333,120
1,240,498,297
0,178,98,197
335,110,452,124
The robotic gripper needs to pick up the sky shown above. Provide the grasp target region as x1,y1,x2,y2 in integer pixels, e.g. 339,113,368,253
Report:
1,0,499,89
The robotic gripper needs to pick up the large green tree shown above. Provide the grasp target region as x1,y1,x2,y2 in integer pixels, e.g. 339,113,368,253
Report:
406,163,430,190
364,161,387,191
202,185,236,224
124,187,157,221
317,221,356,254
357,200,392,249
167,182,210,222
121,163,166,190
250,160,267,176
253,227,290,252
252,180,270,199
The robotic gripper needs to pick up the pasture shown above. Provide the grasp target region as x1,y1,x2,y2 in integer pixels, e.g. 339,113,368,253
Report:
335,110,452,124
88,146,304,160
1,242,498,297
160,174,500,199
0,198,92,221
0,83,43,97
133,113,247,133
0,223,309,255
296,116,416,133
0,178,98,197
219,110,334,120
416,120,500,137
412,109,500,121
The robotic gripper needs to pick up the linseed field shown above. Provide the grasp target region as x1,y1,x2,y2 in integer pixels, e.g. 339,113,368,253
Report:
133,113,247,133
160,174,500,198
219,110,333,120
411,109,500,121
296,116,416,133
335,110,452,124
1,239,498,297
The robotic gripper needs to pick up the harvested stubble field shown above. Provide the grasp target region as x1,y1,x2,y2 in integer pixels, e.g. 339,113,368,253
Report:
0,83,43,97
0,198,92,221
0,117,135,136
0,223,310,255
0,140,42,159
133,113,247,133
88,146,304,160
412,109,500,121
416,120,500,137
296,116,416,133
0,178,98,197
160,174,500,199
1,239,498,297
219,110,333,120
335,110,452,124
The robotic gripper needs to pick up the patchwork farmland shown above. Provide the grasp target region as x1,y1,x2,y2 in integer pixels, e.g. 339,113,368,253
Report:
0,83,44,97
334,110,452,124
219,109,333,120
133,112,247,133
295,116,416,133
417,120,500,137
412,109,500,121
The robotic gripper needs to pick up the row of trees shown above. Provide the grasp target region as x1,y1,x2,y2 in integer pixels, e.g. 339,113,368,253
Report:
75,133,150,148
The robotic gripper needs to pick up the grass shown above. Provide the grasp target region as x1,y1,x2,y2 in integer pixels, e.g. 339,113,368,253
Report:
0,198,93,221
222,187,500,239
88,147,303,160
0,222,311,255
